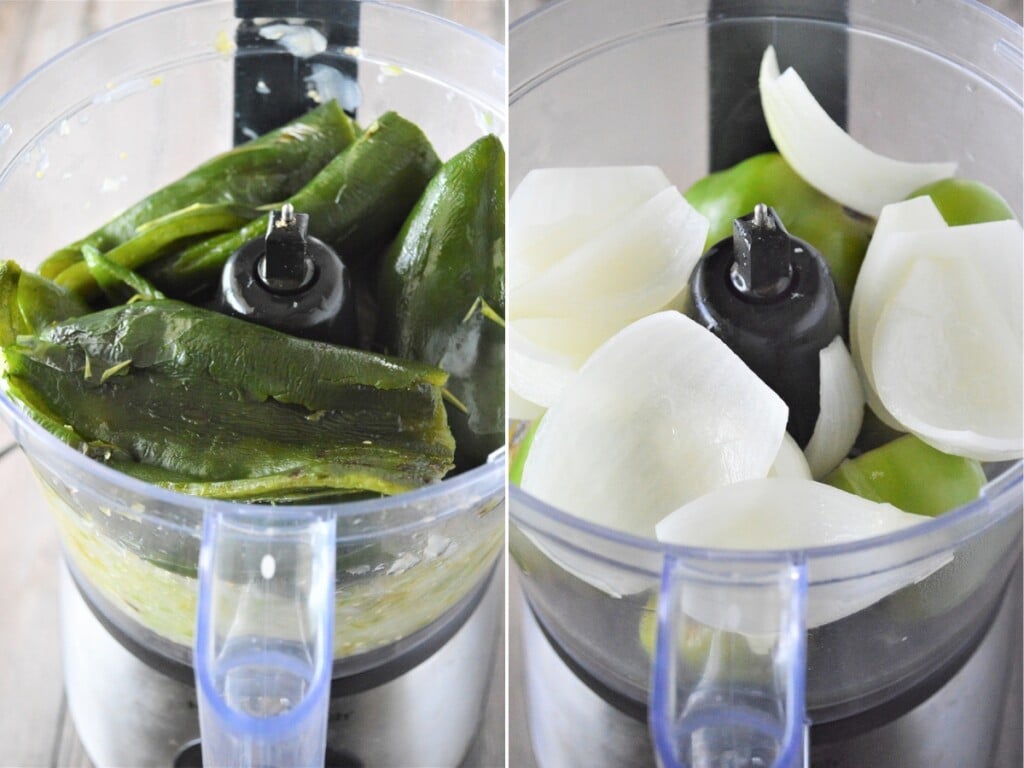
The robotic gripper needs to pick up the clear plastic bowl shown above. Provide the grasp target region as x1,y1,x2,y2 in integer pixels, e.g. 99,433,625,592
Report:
509,0,1021,763
0,0,505,674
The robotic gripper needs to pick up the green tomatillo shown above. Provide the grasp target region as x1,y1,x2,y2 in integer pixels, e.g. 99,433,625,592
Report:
825,434,986,517
907,178,1015,226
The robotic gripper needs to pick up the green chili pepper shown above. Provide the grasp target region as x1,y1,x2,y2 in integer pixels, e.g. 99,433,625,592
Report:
1,300,454,500
39,101,357,280
80,245,165,305
825,434,986,517
376,135,505,470
684,152,874,316
907,178,1016,226
145,111,441,299
509,417,541,486
0,260,89,346
55,203,254,303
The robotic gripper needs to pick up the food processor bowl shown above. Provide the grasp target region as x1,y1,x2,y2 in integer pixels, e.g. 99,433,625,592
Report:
0,1,505,766
509,1,1022,766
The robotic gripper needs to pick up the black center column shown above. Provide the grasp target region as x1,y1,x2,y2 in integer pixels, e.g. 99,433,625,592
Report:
708,0,849,171
233,0,361,145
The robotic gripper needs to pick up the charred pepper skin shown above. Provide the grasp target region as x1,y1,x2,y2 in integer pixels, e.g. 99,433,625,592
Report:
2,299,455,501
376,135,506,472
42,101,357,288
145,111,441,301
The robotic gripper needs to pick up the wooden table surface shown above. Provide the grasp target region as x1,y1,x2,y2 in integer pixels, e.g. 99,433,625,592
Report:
0,3,503,767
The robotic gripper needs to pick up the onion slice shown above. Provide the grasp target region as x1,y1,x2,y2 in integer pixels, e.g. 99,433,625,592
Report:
850,197,948,428
759,46,955,218
769,433,812,479
509,166,671,290
513,186,708,323
521,312,788,539
654,478,945,630
871,224,1023,460
507,324,578,413
805,337,865,479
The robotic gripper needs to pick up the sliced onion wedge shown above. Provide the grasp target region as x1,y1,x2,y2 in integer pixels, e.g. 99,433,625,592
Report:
513,187,708,323
850,197,948,427
805,337,865,479
520,312,788,539
655,478,945,630
509,166,671,289
759,46,955,218
508,314,632,413
507,324,579,413
871,223,1023,460
769,433,812,479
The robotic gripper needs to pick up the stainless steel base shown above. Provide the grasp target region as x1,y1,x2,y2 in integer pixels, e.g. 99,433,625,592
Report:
60,563,501,768
520,561,1023,768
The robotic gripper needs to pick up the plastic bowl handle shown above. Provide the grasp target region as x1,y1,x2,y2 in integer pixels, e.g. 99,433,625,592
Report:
649,553,809,768
194,506,337,767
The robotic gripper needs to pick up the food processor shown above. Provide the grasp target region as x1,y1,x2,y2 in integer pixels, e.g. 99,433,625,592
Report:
508,1,1023,766
0,1,505,766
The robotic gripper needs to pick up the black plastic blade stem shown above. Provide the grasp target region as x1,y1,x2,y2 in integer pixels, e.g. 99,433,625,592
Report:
233,0,361,146
708,0,848,171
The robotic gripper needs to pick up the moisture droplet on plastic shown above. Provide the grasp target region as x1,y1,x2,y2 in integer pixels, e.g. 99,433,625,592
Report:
424,534,451,559
305,65,360,113
58,120,70,137
241,126,259,141
215,29,236,57
0,123,12,144
386,552,421,575
259,24,326,58
101,176,126,192
35,148,49,179
261,554,276,579
255,79,271,95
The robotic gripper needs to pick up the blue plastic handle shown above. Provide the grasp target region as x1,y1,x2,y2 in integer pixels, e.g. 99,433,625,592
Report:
649,554,808,768
195,507,337,767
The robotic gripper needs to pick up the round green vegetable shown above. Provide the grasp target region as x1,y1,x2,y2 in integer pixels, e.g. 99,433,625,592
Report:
907,178,1015,226
825,434,986,517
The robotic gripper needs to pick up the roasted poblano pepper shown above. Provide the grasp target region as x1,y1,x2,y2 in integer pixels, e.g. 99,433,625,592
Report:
377,135,505,470
43,100,357,289
0,260,89,345
145,111,442,299
684,152,874,316
1,300,455,501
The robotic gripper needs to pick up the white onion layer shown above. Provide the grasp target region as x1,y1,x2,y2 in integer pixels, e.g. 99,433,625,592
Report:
654,478,946,631
521,312,788,540
804,337,865,479
513,186,708,323
508,166,671,291
849,197,948,428
759,46,956,218
769,433,812,479
871,223,1023,460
